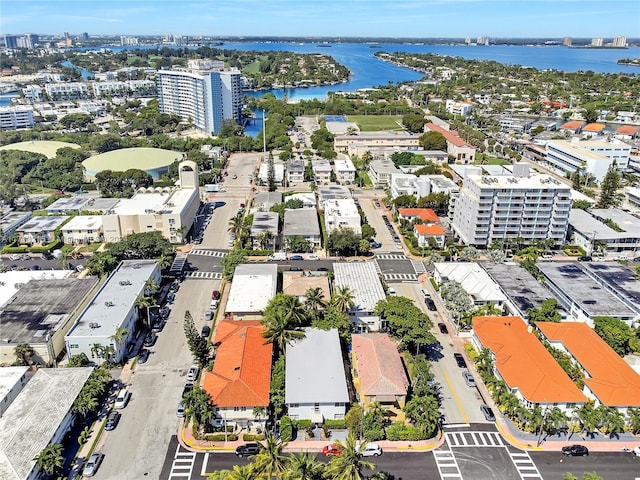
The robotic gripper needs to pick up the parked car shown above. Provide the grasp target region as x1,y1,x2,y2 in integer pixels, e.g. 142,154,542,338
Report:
322,444,342,456
201,325,211,338
463,371,476,387
307,254,319,260
187,365,199,382
374,201,381,207
387,287,397,296
577,255,592,262
182,383,194,398
562,445,589,456
381,215,389,223
204,309,214,321
361,443,383,457
480,404,496,422
210,299,219,309
151,319,165,333
289,266,302,271
166,292,175,303
424,298,437,310
137,349,150,364
82,453,104,477
105,411,121,431
159,306,171,318
211,290,221,300
438,323,448,334
453,353,466,368
114,389,131,409
420,289,430,298
317,267,329,272
235,443,261,457
31,265,42,271
289,255,304,260
143,332,157,347
176,402,185,417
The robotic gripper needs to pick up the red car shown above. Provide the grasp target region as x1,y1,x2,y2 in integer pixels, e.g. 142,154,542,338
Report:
322,444,342,456
212,290,220,300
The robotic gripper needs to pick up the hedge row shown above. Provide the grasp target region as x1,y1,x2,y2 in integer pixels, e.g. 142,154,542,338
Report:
324,419,346,429
242,433,265,441
203,433,238,442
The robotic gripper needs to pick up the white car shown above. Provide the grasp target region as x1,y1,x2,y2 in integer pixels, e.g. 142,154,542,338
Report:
361,443,382,457
307,254,319,260
187,365,199,382
114,389,131,409
387,287,397,296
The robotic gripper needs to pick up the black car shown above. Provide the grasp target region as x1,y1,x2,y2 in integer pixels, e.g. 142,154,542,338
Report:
453,353,466,368
105,411,121,431
235,443,261,457
562,445,589,456
201,325,211,338
424,298,437,311
577,255,592,262
438,323,448,334
182,383,194,398
317,267,329,272
289,266,303,271
137,349,150,364
480,404,496,422
143,332,157,347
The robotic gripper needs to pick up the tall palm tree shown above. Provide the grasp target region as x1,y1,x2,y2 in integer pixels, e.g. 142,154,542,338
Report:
157,254,172,272
252,432,288,479
144,278,159,295
287,451,324,480
626,407,640,435
331,285,355,315
543,407,568,436
33,443,64,478
258,230,276,250
304,287,327,317
281,295,307,326
183,387,215,430
228,216,244,237
262,313,306,355
135,295,156,328
253,405,266,425
227,464,255,480
324,433,375,480
90,343,106,363
14,343,34,365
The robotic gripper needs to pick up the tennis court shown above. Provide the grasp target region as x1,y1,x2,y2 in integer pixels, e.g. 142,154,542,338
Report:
324,115,347,122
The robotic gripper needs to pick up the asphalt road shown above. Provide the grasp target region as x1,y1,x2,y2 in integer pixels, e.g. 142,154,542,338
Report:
531,451,640,480
0,255,87,272
355,193,398,253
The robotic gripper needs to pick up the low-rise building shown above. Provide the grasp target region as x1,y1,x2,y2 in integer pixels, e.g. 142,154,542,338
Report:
258,162,285,186
317,185,351,207
283,208,322,249
537,322,640,413
472,316,587,412
613,125,638,140
333,262,386,331
0,367,93,480
312,159,332,184
446,100,473,117
0,367,29,416
558,120,583,135
285,328,349,422
334,131,420,157
65,260,161,363
390,174,432,199
568,208,640,256
44,82,90,100
286,159,305,185
60,215,104,244
250,212,279,250
351,333,409,415
578,262,640,320
202,321,272,429
434,262,507,309
0,106,35,130
324,199,361,236
334,158,356,184
581,123,606,138
45,197,92,215
253,192,283,212
287,193,316,208
414,223,446,248
17,216,68,245
424,123,476,163
398,208,439,223
0,211,32,244
282,271,330,306
225,264,278,319
368,158,401,186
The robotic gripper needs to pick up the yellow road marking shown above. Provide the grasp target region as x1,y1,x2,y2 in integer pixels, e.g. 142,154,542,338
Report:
442,369,469,424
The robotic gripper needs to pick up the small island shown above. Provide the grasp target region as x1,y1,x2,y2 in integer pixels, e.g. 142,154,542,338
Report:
617,58,640,67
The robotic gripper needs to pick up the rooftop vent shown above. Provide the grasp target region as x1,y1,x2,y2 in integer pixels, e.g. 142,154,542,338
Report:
104,301,114,307
89,322,100,328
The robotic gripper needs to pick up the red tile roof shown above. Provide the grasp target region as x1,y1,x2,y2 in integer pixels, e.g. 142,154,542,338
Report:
352,333,409,397
472,316,586,405
537,322,640,407
414,224,445,236
398,208,440,223
582,123,606,132
202,320,272,408
425,123,472,148
560,121,584,130
615,125,638,135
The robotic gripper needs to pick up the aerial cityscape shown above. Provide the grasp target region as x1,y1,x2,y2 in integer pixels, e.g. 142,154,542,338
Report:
0,1,639,480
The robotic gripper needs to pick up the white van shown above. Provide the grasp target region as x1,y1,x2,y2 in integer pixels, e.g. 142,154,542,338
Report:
269,252,287,261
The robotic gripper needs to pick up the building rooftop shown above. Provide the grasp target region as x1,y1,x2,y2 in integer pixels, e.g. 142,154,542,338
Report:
560,120,584,130
312,159,332,172
0,270,73,308
60,215,103,231
283,208,320,237
352,333,409,399
317,185,351,205
225,264,278,314
425,123,472,148
18,216,67,233
615,125,638,135
369,158,401,175
0,211,31,233
334,158,356,172
0,367,28,404
1,278,98,347
415,224,445,235
589,209,640,235
537,322,640,407
82,147,182,173
568,209,635,241
0,367,93,480
333,262,386,313
481,263,566,318
473,316,586,404
582,123,606,133
536,262,636,319
251,212,279,236
107,187,196,216
286,328,349,404
324,198,359,217
66,260,157,339
466,172,570,190
0,140,80,159
282,272,331,301
253,192,283,210
398,208,439,222
83,197,120,212
202,321,272,408
45,197,91,212
581,262,640,311
435,263,507,305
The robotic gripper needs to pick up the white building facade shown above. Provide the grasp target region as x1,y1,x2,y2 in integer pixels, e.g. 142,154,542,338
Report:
546,139,631,183
324,199,361,236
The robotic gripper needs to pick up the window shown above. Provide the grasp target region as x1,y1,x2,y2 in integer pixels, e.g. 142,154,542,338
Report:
70,344,79,349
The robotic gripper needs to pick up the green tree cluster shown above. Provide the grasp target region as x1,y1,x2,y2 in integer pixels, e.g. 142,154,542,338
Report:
183,310,209,366
593,316,633,356
374,297,436,353
95,168,153,197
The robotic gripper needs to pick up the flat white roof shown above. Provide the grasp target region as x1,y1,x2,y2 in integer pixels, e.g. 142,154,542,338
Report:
66,260,157,339
108,187,195,216
467,173,570,190
334,158,356,171
324,199,359,217
333,262,386,312
61,215,103,231
45,197,91,211
436,262,508,304
569,209,640,240
0,367,93,480
18,216,67,233
0,270,72,308
225,264,278,314
0,367,28,403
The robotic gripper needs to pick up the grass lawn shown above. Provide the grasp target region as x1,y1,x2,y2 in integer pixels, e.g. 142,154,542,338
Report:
347,115,404,132
474,155,511,166
243,61,260,75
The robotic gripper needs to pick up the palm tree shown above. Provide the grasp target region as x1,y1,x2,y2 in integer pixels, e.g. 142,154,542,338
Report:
324,433,375,480
600,407,626,437
331,285,355,315
287,451,324,480
252,432,288,479
262,313,306,355
183,387,214,430
144,278,159,295
157,254,172,272
574,402,598,436
14,343,34,365
228,216,244,238
33,443,64,478
281,295,307,326
627,407,640,434
253,405,266,426
304,287,327,317
544,407,569,436
135,295,156,328
404,395,441,436
228,464,255,480
90,343,106,363
258,231,276,250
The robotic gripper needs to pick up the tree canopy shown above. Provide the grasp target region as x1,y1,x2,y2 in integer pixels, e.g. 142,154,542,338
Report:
374,296,436,353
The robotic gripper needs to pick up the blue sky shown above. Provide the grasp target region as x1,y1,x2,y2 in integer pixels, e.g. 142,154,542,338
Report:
2,0,639,38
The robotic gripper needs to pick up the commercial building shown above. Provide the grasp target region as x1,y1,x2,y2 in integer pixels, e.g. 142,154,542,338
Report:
351,333,409,415
157,60,242,135
286,328,349,422
537,322,640,413
202,321,272,428
424,123,476,163
334,131,420,157
65,260,161,363
283,208,322,249
434,262,507,309
568,208,640,256
334,158,356,184
0,367,93,480
101,161,200,243
333,262,386,331
324,199,361,236
536,262,637,326
225,264,278,319
545,139,631,183
250,212,279,250
0,106,35,130
0,275,99,366
472,316,586,412
451,164,571,247
61,215,104,244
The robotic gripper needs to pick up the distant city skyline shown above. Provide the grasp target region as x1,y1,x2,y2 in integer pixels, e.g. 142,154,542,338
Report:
2,0,639,39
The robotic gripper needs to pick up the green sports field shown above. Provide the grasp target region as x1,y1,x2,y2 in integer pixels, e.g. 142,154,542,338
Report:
346,115,404,131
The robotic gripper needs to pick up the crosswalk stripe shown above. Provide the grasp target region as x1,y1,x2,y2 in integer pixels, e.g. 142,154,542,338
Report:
445,431,503,448
375,254,406,259
184,271,222,280
189,249,227,257
411,259,427,273
383,273,418,281
508,450,543,480
433,450,462,480
169,445,196,480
